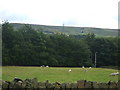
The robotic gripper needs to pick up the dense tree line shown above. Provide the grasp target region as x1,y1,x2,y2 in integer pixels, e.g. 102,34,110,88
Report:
2,22,119,67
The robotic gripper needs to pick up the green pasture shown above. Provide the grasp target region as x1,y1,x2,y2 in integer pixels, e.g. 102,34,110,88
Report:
2,66,119,83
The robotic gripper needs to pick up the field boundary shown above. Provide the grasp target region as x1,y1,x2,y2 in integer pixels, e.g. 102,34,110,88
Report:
2,78,120,89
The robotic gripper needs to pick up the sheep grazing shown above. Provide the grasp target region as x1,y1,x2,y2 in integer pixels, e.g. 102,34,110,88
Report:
40,65,45,67
46,66,49,67
68,69,71,72
89,67,91,69
42,65,45,67
82,66,85,68
110,72,119,76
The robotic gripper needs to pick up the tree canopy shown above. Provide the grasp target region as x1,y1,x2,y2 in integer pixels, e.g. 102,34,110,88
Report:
2,22,118,67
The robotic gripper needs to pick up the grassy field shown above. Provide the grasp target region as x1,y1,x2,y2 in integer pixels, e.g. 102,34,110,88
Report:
2,66,119,83
11,23,118,37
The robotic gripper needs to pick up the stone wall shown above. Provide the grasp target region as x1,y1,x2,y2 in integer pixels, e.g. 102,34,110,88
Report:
1,78,120,89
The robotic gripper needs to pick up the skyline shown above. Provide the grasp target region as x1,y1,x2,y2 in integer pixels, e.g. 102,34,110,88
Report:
0,0,119,29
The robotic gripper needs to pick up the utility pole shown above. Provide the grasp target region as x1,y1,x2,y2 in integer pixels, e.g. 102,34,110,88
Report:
95,52,97,68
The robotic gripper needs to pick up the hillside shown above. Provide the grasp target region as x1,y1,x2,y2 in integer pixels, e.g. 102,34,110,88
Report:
11,23,118,37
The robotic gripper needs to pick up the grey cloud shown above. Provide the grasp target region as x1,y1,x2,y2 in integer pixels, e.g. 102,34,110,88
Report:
0,10,29,22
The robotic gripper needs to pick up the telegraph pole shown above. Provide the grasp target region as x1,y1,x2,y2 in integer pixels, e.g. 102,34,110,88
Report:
95,52,97,68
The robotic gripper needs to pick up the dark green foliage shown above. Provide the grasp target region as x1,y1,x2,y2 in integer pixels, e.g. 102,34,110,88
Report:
2,22,118,67
84,33,118,67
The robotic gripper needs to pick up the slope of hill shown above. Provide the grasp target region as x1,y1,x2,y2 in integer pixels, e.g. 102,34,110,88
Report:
11,23,118,37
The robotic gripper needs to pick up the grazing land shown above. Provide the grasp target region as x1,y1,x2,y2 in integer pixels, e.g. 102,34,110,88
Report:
2,66,119,83
11,23,118,37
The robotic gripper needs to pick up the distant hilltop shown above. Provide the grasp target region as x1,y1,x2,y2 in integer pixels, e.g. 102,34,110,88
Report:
10,23,118,37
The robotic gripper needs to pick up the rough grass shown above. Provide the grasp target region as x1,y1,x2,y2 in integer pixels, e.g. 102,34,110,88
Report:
2,66,119,83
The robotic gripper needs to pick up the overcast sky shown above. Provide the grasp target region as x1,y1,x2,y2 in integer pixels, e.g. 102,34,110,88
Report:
0,0,119,29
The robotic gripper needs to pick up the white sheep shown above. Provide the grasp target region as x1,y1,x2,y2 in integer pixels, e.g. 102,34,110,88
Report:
82,66,85,68
68,69,71,72
46,66,49,67
110,72,119,76
42,65,45,67
89,67,91,69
